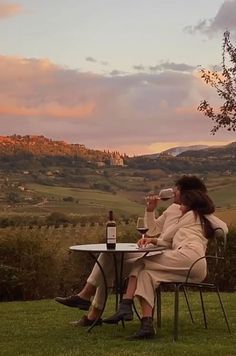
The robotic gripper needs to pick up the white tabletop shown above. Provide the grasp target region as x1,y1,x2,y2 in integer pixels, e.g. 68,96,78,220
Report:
70,242,166,253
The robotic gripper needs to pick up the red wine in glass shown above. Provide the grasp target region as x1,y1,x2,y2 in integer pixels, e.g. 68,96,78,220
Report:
159,188,174,200
136,217,148,239
137,227,149,235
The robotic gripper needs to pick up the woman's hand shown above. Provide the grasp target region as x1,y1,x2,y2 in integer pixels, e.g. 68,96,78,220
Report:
146,195,159,212
137,236,157,248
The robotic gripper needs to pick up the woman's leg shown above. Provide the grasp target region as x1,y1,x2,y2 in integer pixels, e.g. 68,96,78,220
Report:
74,253,115,320
128,300,155,340
55,253,113,310
134,269,156,309
56,252,144,323
127,293,155,340
121,275,137,300
103,258,145,324
78,282,96,301
86,275,138,321
140,297,153,318
102,277,137,324
86,256,141,322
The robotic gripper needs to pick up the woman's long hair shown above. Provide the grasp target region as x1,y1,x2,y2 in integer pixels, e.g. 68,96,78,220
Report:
180,190,215,239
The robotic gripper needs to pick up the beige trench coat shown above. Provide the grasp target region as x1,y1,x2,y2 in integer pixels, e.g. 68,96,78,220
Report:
130,210,210,308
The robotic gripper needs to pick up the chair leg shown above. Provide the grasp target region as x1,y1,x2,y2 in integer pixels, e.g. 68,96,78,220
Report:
132,300,141,321
216,287,231,334
156,286,162,329
183,286,194,324
112,254,119,311
173,284,180,341
199,288,207,329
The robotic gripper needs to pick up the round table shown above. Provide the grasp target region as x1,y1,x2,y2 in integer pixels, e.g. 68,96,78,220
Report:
70,242,165,331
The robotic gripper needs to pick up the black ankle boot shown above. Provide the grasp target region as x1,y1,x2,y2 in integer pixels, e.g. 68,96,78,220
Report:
128,317,155,340
103,299,133,324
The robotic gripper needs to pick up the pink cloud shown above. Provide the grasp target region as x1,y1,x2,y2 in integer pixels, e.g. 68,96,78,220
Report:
0,54,235,155
175,106,198,115
0,56,96,119
0,1,23,19
0,102,95,119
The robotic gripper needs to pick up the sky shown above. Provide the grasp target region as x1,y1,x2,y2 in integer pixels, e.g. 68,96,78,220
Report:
0,0,236,155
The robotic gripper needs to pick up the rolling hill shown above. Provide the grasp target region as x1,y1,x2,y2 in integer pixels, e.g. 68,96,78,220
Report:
0,135,236,174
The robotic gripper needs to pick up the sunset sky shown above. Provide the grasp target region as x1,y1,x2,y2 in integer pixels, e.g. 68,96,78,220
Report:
0,0,236,155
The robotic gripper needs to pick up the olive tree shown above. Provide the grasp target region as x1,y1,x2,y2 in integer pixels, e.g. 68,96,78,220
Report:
198,31,236,133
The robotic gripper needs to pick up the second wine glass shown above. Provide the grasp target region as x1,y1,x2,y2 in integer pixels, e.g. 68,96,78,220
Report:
136,217,149,239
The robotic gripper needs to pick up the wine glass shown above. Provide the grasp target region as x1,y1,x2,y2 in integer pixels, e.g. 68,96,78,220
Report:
158,188,174,201
136,217,148,239
145,188,174,205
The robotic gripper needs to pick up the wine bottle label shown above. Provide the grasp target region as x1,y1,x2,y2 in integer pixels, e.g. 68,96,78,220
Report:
107,227,116,243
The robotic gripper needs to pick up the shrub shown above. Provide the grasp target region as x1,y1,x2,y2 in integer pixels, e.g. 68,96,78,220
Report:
0,231,60,300
0,222,235,302
63,196,74,202
0,225,106,301
6,191,21,203
218,225,236,290
46,212,70,226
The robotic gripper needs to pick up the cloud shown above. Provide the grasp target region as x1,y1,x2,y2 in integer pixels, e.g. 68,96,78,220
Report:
85,56,97,63
0,102,95,118
210,0,236,33
109,70,126,76
184,0,236,36
86,57,109,67
149,62,197,72
184,19,212,35
0,54,234,155
133,62,196,73
133,65,145,71
0,55,96,120
0,1,23,19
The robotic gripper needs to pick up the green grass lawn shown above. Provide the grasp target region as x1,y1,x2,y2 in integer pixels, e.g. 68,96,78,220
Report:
1,293,235,356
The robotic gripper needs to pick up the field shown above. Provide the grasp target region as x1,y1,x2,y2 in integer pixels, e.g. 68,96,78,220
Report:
0,293,235,356
0,170,236,226
26,183,144,216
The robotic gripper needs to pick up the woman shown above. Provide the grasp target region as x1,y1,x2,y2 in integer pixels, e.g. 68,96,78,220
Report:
55,176,227,327
104,190,220,340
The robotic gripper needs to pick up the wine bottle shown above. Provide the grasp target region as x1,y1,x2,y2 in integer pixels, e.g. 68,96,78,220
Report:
106,210,116,249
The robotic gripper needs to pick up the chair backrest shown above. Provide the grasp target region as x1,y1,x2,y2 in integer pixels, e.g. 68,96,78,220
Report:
207,227,227,257
205,228,227,284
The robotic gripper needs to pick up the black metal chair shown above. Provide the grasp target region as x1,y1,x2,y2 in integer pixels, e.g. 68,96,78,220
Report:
155,228,231,341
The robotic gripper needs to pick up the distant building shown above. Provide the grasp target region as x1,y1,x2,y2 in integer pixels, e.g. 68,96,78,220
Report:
223,170,232,176
159,152,172,160
18,185,25,191
96,161,106,167
110,152,124,166
46,171,54,176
